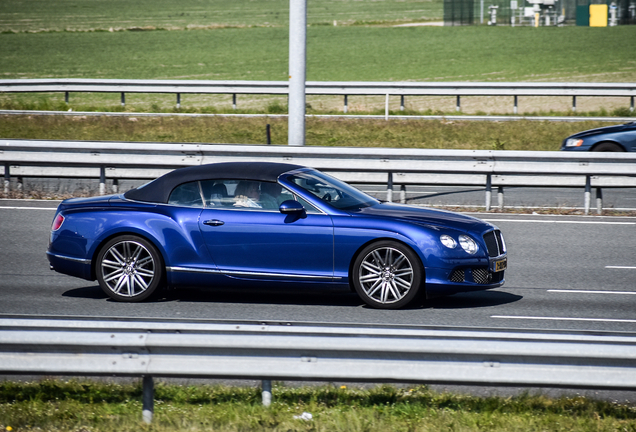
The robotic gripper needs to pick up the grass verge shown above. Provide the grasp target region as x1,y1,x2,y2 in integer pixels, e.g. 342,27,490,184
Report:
0,114,626,151
1,379,635,431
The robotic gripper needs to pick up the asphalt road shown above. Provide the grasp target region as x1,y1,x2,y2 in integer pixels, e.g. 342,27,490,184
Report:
1,198,635,333
2,198,636,401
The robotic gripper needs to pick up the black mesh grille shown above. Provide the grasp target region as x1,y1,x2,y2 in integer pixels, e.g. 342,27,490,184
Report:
450,269,465,283
483,230,504,257
472,268,491,284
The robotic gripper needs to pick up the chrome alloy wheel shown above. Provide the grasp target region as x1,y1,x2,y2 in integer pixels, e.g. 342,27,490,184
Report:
358,246,415,305
99,239,158,299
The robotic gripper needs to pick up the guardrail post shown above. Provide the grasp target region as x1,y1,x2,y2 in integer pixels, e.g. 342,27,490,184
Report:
262,379,272,407
596,187,603,215
112,178,119,194
572,95,576,113
514,96,518,114
65,92,69,104
142,375,154,424
120,92,125,107
233,94,237,110
99,166,106,196
497,186,504,210
485,175,492,211
400,184,406,204
584,175,591,215
631,96,634,113
3,164,9,195
400,95,405,111
385,94,390,120
176,93,181,109
456,95,461,112
344,95,348,113
387,172,393,203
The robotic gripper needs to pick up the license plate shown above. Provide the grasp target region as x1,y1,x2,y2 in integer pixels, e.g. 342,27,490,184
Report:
493,258,507,272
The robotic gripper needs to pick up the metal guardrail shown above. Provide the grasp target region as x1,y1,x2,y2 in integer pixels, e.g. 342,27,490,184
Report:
2,139,636,214
1,317,636,423
1,79,635,114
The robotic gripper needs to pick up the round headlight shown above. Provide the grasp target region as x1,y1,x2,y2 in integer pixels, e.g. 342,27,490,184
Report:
459,235,478,254
440,234,457,249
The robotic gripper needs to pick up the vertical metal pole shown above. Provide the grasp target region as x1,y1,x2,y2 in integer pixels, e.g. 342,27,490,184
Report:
288,0,307,146
497,186,504,210
266,124,272,145
385,94,390,120
262,380,272,407
65,92,69,104
596,187,603,215
631,96,634,113
112,178,119,194
584,175,591,215
456,95,461,112
572,95,576,113
142,376,154,424
121,92,125,107
176,93,181,109
514,96,518,114
344,95,348,113
387,172,393,203
485,174,492,211
99,166,106,196
400,95,405,111
400,184,406,204
3,163,9,195
233,93,237,110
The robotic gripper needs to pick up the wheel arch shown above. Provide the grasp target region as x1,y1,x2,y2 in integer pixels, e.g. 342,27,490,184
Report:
591,140,626,152
347,237,426,293
89,230,167,281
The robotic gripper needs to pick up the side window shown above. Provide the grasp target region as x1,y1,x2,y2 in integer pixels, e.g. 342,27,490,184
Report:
168,181,204,208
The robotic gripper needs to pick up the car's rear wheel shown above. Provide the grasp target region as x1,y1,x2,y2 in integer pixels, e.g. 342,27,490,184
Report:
593,142,623,152
96,235,164,302
352,240,423,309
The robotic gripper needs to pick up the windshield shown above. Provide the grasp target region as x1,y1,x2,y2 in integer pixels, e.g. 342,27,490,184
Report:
285,170,378,210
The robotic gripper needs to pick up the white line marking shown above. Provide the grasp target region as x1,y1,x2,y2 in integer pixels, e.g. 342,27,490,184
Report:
492,315,636,324
482,219,636,225
548,289,636,295
606,266,636,270
0,207,57,210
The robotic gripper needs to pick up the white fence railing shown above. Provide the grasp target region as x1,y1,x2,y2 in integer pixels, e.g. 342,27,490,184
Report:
1,317,636,423
2,139,636,214
1,79,635,114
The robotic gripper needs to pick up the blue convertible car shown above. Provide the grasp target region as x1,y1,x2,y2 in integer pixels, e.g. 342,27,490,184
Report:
47,162,507,309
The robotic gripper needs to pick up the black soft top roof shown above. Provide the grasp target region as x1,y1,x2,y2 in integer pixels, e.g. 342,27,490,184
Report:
124,161,304,203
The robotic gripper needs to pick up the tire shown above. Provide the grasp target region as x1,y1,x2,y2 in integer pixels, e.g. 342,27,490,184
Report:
592,142,623,152
96,235,164,302
352,240,423,309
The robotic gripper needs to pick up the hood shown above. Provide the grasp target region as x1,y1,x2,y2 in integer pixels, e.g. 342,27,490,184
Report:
570,122,636,138
349,202,492,231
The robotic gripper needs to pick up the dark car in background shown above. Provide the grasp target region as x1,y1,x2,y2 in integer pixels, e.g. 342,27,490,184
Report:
561,121,636,152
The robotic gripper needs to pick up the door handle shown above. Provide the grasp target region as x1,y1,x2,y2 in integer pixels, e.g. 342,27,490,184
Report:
203,219,225,226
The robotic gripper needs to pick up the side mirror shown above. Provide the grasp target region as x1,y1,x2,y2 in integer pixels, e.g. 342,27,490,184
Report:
279,200,305,214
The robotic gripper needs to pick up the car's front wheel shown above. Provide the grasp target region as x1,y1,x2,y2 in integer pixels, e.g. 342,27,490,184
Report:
96,235,164,302
352,241,423,309
593,142,623,152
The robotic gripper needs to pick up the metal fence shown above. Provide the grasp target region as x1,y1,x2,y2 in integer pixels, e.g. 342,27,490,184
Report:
2,317,636,423
2,139,636,214
1,79,635,114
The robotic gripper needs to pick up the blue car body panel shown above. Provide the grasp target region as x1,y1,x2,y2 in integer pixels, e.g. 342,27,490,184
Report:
560,121,636,152
47,163,507,300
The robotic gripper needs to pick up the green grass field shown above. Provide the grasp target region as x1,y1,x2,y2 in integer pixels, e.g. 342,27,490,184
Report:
0,0,443,33
2,379,635,432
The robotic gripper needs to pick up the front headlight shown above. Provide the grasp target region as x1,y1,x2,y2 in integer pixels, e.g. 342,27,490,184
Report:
440,234,457,249
565,138,583,147
459,235,478,254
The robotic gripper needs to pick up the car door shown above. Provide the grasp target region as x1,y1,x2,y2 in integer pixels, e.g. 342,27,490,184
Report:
197,180,335,281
